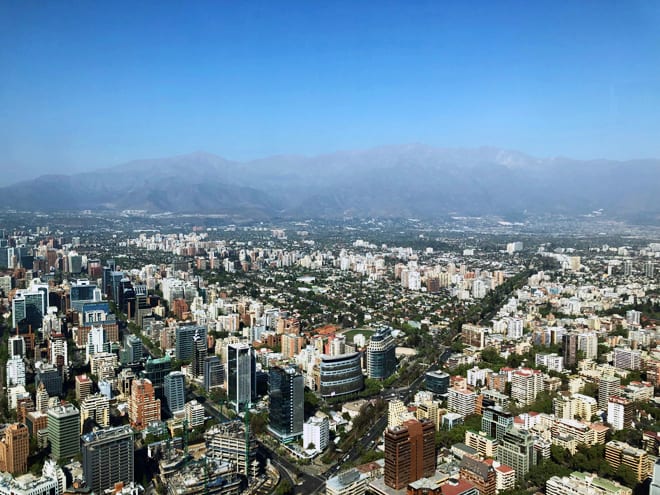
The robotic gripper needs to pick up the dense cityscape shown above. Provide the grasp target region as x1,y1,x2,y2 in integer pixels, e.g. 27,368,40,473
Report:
0,212,658,495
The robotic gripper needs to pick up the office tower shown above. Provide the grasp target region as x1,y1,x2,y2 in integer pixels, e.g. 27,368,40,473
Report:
80,393,110,432
6,356,26,388
141,355,172,397
75,374,93,401
12,288,45,331
268,366,304,443
203,356,224,393
497,428,536,481
192,329,207,378
318,353,363,398
227,343,256,411
0,423,29,474
175,325,207,362
35,364,62,397
120,334,143,365
424,371,450,395
70,280,101,312
562,333,579,369
599,375,621,409
511,368,543,406
164,371,186,415
482,406,514,441
47,404,81,462
82,426,134,494
86,325,108,363
607,396,633,431
366,327,397,380
605,440,650,482
384,418,436,489
129,379,161,430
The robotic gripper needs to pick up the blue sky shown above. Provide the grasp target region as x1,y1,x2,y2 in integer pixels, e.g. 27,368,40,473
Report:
1,1,659,182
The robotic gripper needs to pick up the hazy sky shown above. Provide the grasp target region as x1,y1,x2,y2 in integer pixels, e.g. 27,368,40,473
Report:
1,1,660,184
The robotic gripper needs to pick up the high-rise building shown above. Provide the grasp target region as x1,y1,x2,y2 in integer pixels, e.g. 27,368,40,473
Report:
204,421,257,475
577,333,598,361
562,333,579,369
175,325,207,362
120,334,143,365
164,371,186,415
511,368,543,406
607,396,633,431
497,428,537,481
6,356,26,388
12,288,45,332
613,348,642,371
203,356,223,392
384,418,436,489
599,375,621,409
35,364,62,397
318,353,364,398
0,423,29,475
192,329,207,379
366,327,397,380
481,406,514,442
605,440,649,482
75,374,93,402
448,387,477,416
35,382,50,413
227,343,255,411
459,456,497,495
547,471,633,495
80,393,110,432
140,354,172,397
424,371,450,395
650,458,660,495
47,404,80,462
8,336,25,359
303,416,329,453
268,366,304,443
645,261,655,278
129,379,161,430
81,426,134,494
326,469,368,495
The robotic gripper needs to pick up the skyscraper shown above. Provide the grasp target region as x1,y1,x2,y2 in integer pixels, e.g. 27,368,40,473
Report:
366,327,397,380
164,371,186,415
80,393,110,432
82,426,134,494
268,366,304,443
227,343,255,411
384,418,436,489
481,406,514,442
47,404,81,462
12,288,45,332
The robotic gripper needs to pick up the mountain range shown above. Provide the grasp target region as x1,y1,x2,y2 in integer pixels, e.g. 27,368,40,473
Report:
2,144,659,223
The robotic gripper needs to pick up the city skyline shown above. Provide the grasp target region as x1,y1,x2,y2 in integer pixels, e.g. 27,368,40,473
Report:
2,1,660,184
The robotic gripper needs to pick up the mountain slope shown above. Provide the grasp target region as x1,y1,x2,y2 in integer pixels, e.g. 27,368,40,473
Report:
1,145,658,222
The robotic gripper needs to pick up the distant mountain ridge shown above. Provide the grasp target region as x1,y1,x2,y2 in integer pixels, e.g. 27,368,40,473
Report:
1,144,659,223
